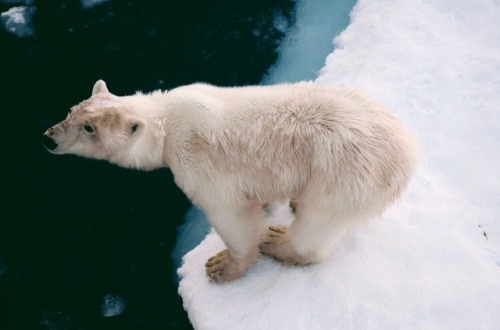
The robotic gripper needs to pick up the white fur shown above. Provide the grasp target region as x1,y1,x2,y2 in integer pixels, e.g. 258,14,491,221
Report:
43,80,419,282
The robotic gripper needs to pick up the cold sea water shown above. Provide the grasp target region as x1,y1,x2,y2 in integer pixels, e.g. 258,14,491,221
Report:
0,0,354,329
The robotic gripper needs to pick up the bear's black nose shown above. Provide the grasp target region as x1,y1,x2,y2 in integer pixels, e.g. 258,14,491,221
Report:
42,134,58,151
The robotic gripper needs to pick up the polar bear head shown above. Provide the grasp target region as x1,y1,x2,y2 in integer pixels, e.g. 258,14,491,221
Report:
42,80,160,170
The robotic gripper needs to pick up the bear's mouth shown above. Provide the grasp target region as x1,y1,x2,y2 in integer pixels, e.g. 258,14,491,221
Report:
42,134,59,152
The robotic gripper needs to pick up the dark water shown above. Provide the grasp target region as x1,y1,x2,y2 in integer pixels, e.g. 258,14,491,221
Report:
0,1,295,329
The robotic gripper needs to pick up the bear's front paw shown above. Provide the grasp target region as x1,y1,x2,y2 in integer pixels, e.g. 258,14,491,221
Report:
259,225,311,266
205,250,247,284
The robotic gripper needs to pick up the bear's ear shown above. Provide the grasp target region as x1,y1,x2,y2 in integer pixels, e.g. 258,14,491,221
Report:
92,80,109,96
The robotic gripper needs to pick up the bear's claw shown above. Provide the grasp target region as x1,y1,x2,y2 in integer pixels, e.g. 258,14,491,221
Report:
259,225,311,266
205,249,248,284
205,250,229,274
260,225,288,246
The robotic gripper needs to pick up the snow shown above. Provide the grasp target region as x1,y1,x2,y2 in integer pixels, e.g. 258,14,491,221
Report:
178,0,500,329
0,0,33,5
0,5,36,37
100,294,126,317
0,0,107,38
80,0,108,9
172,207,211,276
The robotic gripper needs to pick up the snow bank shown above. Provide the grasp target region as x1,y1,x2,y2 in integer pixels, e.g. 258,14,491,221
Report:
178,0,500,329
263,0,357,84
172,207,211,276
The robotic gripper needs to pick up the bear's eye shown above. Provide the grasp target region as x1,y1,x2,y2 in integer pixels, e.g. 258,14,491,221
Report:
131,123,139,133
83,125,94,133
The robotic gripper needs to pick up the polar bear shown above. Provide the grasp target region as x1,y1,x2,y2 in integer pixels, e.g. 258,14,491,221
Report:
43,80,419,283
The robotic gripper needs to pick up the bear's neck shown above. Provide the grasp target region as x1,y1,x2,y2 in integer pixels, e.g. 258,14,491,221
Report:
112,92,171,171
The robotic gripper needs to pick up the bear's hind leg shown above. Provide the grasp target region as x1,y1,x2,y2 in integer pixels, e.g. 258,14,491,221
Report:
260,195,358,266
204,203,266,283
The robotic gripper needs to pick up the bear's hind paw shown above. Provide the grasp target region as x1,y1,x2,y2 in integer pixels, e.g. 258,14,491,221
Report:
259,225,311,266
